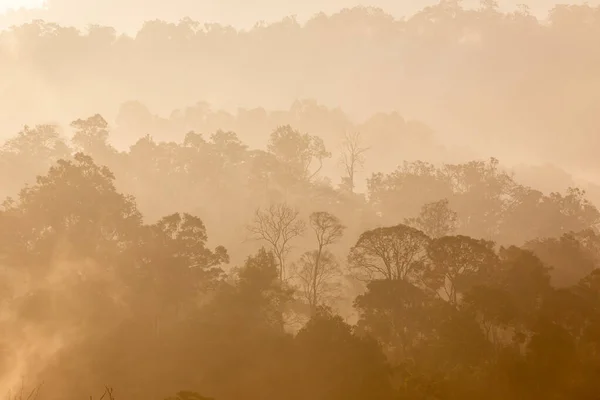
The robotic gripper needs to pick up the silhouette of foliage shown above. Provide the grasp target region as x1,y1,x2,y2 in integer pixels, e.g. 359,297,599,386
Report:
2,4,600,398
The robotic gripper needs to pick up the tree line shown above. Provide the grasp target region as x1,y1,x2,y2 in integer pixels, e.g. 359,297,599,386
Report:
0,113,599,399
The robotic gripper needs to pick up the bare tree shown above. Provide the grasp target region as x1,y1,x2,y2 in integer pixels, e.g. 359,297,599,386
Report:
296,250,341,311
297,211,346,311
247,203,306,281
310,211,345,250
339,131,369,193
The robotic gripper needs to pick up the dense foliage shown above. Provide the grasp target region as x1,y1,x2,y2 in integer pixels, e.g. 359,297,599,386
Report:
0,110,599,400
2,2,600,398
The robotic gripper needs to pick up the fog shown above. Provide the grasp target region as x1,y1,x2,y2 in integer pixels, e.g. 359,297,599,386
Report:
2,1,600,177
3,0,599,30
1,1,600,399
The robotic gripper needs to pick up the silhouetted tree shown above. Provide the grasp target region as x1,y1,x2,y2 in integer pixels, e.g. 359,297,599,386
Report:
296,211,345,311
348,224,430,282
247,203,305,281
405,198,458,238
425,235,499,306
267,125,331,182
339,131,369,193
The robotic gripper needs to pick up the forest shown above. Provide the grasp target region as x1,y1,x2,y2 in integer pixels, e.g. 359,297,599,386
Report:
1,112,600,399
2,1,600,400
2,1,600,174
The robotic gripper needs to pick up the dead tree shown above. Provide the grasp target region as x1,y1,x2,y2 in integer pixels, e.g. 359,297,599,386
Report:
339,131,369,193
247,203,305,281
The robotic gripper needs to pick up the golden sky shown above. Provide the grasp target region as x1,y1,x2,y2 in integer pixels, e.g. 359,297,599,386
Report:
2,0,600,32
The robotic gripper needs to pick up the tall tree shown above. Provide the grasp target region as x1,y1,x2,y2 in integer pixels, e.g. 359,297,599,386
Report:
296,250,340,313
355,279,443,361
339,131,369,193
247,203,305,281
425,235,499,306
405,198,458,238
183,247,294,400
3,152,141,265
267,125,331,182
127,212,229,336
0,124,72,197
348,224,430,283
291,308,394,400
526,230,600,287
297,212,345,311
70,114,110,153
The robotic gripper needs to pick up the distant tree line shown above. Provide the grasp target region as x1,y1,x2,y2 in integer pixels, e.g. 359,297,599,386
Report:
2,3,600,172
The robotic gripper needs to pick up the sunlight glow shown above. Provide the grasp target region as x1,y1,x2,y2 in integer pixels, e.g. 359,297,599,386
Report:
0,0,45,14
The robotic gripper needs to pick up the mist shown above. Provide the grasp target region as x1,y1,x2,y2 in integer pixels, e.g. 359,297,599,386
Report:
1,1,600,399
3,0,599,30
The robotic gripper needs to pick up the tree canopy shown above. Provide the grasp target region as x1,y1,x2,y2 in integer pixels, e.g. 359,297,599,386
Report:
2,3,600,399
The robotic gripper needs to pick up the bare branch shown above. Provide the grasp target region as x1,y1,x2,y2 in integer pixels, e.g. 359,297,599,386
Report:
247,203,305,280
339,130,369,193
348,224,430,283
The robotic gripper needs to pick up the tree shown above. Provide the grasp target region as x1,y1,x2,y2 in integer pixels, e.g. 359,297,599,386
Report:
348,224,430,282
70,114,120,171
128,212,229,328
442,158,514,239
463,285,516,347
0,124,72,196
181,247,294,400
367,161,453,224
405,198,457,238
267,125,331,182
525,319,577,398
339,131,369,193
574,269,600,361
291,308,394,400
235,247,295,330
70,114,110,153
247,203,305,281
1,124,71,161
295,250,340,312
355,279,442,361
494,246,552,326
425,235,499,306
0,154,147,397
209,130,248,166
3,153,142,265
298,211,345,311
526,230,600,287
501,186,600,244
309,212,345,249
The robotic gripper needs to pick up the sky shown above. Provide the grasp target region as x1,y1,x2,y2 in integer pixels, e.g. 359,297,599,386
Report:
0,0,44,13
2,0,600,33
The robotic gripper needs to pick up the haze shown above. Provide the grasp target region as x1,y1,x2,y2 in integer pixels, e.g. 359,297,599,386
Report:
2,0,600,29
1,1,600,399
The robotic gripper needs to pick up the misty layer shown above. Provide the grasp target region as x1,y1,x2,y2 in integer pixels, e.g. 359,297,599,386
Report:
1,3,600,176
2,2,600,399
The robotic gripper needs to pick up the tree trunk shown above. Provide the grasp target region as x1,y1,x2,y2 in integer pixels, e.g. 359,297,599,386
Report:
311,246,323,313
